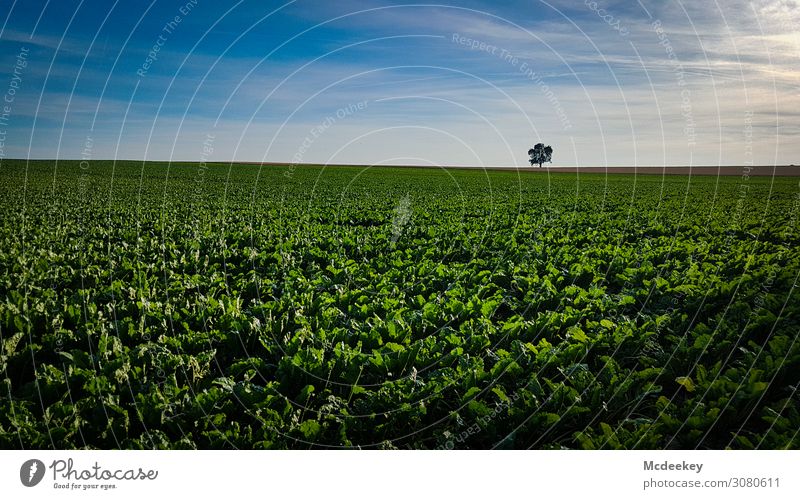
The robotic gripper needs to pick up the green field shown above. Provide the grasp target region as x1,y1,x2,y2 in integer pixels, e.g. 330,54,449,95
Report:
1,160,798,449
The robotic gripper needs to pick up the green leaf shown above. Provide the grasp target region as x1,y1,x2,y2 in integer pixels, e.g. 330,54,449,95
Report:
675,376,695,392
481,300,499,317
298,420,321,440
462,386,482,403
567,326,588,343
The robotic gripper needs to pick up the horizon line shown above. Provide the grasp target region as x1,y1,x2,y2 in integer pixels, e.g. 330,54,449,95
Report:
2,158,798,170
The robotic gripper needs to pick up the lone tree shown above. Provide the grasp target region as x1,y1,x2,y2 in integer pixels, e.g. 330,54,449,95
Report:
528,143,553,167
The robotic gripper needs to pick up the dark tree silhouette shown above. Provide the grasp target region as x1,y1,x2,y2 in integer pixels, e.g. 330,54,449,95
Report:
528,143,553,167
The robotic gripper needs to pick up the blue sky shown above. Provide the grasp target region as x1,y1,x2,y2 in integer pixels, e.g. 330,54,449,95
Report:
0,0,797,166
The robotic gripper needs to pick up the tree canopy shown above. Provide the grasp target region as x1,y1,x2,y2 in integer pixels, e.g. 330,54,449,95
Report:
528,143,553,167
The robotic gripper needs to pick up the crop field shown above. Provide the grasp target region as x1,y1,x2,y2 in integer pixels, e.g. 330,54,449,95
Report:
1,159,798,449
